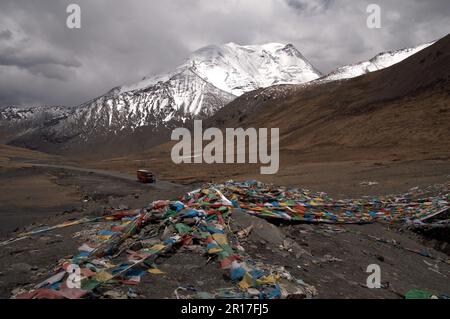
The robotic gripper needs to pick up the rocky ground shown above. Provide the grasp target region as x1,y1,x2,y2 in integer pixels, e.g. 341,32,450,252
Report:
1,202,449,299
0,154,449,299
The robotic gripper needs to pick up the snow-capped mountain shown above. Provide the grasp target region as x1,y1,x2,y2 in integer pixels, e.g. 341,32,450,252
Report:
0,105,65,121
2,42,320,150
320,42,434,82
55,42,320,137
0,105,70,145
122,42,322,96
65,42,321,133
1,39,436,155
0,105,68,129
70,68,236,136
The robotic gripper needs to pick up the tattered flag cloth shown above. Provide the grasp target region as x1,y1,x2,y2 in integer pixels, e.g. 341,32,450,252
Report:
11,181,449,299
213,181,449,225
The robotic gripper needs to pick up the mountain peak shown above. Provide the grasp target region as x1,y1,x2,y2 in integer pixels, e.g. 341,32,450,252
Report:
0,41,323,150
122,42,322,96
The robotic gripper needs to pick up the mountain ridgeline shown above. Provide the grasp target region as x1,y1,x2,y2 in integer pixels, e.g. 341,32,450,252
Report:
208,34,450,163
0,38,443,157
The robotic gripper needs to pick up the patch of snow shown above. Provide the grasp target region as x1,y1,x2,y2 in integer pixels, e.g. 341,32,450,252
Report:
321,42,434,82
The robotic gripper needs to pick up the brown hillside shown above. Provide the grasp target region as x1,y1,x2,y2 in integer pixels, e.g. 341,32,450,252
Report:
210,33,450,156
89,35,450,195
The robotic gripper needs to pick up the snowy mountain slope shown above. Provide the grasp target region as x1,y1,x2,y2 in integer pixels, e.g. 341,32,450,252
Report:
320,42,434,82
41,42,321,138
121,42,322,96
67,68,235,138
3,39,436,155
0,105,69,143
0,105,67,124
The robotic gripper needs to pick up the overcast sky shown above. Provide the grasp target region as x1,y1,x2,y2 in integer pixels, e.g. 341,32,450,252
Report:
0,0,449,107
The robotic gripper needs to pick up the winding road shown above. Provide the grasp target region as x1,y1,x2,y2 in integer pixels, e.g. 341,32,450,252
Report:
31,163,179,190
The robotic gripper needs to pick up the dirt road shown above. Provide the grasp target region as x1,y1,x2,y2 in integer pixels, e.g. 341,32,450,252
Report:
0,147,448,299
30,163,178,190
0,163,192,236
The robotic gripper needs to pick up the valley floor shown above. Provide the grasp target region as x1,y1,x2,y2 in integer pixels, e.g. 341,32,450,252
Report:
0,145,449,299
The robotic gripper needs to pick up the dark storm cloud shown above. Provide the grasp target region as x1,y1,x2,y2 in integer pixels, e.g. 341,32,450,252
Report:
285,0,334,13
0,29,81,80
0,0,449,107
0,29,13,40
